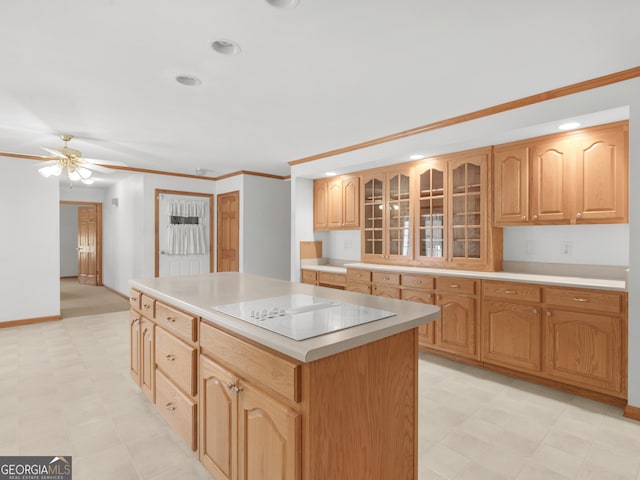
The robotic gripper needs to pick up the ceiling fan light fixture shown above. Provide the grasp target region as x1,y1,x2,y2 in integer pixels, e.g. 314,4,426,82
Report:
38,166,53,177
67,169,81,182
77,166,92,179
81,177,95,185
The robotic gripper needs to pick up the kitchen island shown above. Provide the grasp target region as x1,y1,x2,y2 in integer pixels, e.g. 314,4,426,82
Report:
129,272,440,480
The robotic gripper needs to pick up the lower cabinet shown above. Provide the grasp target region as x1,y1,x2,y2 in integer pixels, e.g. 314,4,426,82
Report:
401,288,435,345
130,312,141,385
435,293,478,359
481,300,542,373
140,318,155,402
156,369,197,450
545,308,624,396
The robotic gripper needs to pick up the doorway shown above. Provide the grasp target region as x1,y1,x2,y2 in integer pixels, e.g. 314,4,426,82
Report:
155,189,214,277
217,190,240,272
60,201,103,285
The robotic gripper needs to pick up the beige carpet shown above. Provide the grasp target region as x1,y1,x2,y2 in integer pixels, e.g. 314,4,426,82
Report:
60,277,130,318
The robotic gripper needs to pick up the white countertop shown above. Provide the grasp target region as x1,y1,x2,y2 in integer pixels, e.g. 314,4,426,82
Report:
303,262,626,291
130,273,440,363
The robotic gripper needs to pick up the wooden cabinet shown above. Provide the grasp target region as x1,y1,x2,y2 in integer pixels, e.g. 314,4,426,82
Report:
544,286,626,397
301,269,317,285
313,180,328,230
156,369,197,450
481,281,543,373
362,167,413,263
494,121,628,226
414,149,501,271
435,291,478,360
301,269,346,290
401,278,436,345
314,175,359,231
130,311,141,385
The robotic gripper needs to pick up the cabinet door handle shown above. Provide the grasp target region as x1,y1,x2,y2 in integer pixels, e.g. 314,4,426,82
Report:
532,214,538,221
165,354,175,362
165,317,175,323
503,290,517,294
573,297,589,303
233,385,243,395
143,304,150,309
521,215,527,221
436,294,442,300
546,310,552,317
129,297,137,301
576,212,583,219
165,403,176,411
227,382,235,390
533,308,539,314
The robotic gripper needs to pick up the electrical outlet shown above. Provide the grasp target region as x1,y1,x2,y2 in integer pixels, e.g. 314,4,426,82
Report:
561,241,572,256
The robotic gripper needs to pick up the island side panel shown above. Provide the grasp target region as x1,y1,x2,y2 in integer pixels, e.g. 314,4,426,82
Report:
301,328,418,480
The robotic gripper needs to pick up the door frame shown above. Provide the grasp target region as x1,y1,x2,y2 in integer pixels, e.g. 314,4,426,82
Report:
60,201,103,286
154,189,215,277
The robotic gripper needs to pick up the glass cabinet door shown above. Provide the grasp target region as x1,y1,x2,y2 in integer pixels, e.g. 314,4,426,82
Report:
387,171,412,259
363,176,384,256
416,162,445,261
450,161,482,260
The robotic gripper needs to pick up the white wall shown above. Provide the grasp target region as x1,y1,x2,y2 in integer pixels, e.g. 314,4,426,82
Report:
60,204,80,276
243,176,291,280
503,224,629,266
290,177,315,281
60,185,105,203
102,174,145,295
0,158,60,322
325,230,360,261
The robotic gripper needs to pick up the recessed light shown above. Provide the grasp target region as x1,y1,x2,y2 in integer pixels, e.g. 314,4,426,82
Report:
410,154,425,160
558,122,581,131
266,0,299,8
211,39,241,55
325,172,337,176
176,75,202,87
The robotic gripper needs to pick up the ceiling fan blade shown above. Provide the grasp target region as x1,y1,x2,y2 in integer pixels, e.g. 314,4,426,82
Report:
33,159,60,168
84,157,128,167
41,147,68,159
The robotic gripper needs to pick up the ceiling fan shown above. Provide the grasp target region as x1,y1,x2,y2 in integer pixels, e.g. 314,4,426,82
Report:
37,134,125,184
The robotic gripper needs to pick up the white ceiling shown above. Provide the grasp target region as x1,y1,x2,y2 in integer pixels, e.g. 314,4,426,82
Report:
2,0,640,180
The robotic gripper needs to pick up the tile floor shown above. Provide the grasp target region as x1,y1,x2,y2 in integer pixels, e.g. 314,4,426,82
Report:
0,311,639,479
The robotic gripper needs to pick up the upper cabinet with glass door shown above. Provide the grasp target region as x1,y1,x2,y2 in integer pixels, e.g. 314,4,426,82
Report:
414,159,446,265
362,167,413,264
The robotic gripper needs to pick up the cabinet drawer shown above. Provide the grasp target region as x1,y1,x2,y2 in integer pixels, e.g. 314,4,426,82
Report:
155,302,198,343
435,276,477,295
401,274,435,289
347,269,372,284
401,288,434,304
372,272,400,286
372,285,400,299
156,327,197,396
200,321,301,403
301,270,317,285
129,289,141,311
483,281,541,303
545,287,623,314
318,272,346,286
347,284,371,295
155,369,197,451
141,294,155,317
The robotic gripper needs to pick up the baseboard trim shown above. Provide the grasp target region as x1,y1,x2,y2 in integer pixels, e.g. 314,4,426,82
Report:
60,275,78,279
0,315,63,328
623,405,640,421
102,284,128,301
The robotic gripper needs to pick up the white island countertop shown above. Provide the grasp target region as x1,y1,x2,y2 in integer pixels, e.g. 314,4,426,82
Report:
130,272,440,363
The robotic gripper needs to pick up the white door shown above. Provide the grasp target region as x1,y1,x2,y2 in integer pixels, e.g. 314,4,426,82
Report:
158,193,212,277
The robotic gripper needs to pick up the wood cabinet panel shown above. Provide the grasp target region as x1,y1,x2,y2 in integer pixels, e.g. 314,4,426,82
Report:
141,294,155,317
346,269,371,284
130,311,141,385
200,321,301,403
313,180,328,230
530,137,573,223
156,369,197,451
401,288,435,345
482,300,541,372
435,293,477,359
372,284,400,299
346,284,371,295
493,144,530,225
155,302,197,343
317,272,346,287
301,270,317,285
435,276,477,295
200,355,237,480
545,308,624,395
156,327,197,396
342,176,360,228
545,287,622,314
315,176,359,230
327,178,343,229
129,289,142,312
401,274,435,289
574,124,628,223
140,318,155,402
372,272,400,286
483,281,541,303
237,381,301,480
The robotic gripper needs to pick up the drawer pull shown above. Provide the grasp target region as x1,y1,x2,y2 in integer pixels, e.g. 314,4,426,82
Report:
165,354,176,362
533,308,539,314
413,280,422,284
521,215,527,221
573,297,589,303
503,290,517,294
356,274,362,277
546,310,552,317
165,317,175,323
450,284,460,288
227,382,235,390
129,297,137,301
143,304,151,309
165,402,176,411
233,385,244,395
382,277,390,281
